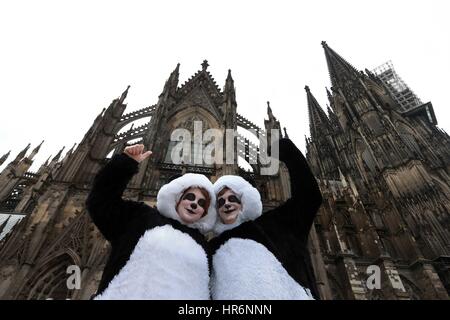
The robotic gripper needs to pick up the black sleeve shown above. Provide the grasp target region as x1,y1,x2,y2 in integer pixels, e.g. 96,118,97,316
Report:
85,153,147,242
259,138,323,239
279,138,322,210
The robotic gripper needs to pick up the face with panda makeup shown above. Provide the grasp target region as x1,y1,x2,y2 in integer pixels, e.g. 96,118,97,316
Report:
217,187,242,225
176,187,209,224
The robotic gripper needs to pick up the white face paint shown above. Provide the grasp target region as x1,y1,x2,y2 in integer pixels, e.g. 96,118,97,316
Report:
176,187,208,224
217,188,242,225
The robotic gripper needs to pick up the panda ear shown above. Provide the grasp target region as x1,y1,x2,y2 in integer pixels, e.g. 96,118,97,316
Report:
168,174,183,183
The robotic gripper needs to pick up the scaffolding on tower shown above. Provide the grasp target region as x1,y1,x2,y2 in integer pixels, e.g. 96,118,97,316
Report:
372,60,423,113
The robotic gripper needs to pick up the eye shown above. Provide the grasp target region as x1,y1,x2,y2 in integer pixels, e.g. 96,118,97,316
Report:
228,195,241,204
198,199,206,208
217,198,225,208
183,193,196,201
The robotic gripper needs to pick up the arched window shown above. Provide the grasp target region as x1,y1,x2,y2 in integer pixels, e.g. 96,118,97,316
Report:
164,109,221,168
19,252,79,300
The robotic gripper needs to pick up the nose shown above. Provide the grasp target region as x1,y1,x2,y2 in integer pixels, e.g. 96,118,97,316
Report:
225,204,231,209
190,203,198,210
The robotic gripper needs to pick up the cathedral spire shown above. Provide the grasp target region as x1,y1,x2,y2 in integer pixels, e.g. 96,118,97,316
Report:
267,101,277,122
52,146,65,162
223,69,236,105
28,140,44,161
81,108,106,145
60,143,76,165
226,69,233,84
160,63,180,98
0,150,10,167
169,63,180,89
264,101,282,138
64,143,77,158
43,154,52,167
106,85,128,116
13,143,31,163
305,85,331,138
37,154,52,173
321,41,360,89
174,62,181,73
119,85,130,104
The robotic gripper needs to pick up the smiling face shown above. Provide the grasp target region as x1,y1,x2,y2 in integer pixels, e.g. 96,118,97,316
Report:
176,187,209,224
217,188,242,225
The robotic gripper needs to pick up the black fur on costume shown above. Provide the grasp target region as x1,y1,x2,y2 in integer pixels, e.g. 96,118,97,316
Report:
209,138,323,300
86,153,216,299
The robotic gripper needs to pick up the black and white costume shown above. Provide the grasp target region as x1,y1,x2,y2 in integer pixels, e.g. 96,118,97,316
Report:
210,138,323,300
85,153,216,299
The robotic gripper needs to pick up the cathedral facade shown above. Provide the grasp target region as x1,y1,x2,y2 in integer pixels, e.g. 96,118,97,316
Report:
305,42,450,299
0,43,449,299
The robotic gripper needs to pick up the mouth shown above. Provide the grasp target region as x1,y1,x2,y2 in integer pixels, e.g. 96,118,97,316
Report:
186,208,196,215
224,208,236,215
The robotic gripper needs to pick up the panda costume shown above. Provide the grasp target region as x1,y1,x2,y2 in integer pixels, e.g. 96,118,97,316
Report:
209,138,323,300
85,153,216,299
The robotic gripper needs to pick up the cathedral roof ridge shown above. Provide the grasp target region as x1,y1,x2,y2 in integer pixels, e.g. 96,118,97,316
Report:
176,61,223,103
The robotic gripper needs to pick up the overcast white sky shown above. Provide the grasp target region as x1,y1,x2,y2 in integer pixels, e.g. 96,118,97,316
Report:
1,0,449,172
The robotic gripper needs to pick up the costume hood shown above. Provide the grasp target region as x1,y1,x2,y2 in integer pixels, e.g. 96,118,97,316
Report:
213,175,262,235
157,173,217,234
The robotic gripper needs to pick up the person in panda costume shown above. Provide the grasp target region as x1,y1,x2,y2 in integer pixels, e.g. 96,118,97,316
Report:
209,138,323,300
85,144,217,299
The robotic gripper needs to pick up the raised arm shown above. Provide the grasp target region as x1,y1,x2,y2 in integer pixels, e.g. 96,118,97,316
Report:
258,138,322,239
279,138,322,211
85,145,152,242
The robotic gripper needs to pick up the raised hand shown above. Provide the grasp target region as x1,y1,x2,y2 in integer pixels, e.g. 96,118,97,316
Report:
123,144,152,163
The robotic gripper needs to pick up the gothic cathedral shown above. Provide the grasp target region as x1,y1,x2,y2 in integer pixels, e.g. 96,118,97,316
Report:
0,43,449,299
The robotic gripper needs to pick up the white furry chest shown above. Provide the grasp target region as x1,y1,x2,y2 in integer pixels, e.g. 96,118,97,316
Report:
95,225,210,300
211,238,314,300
